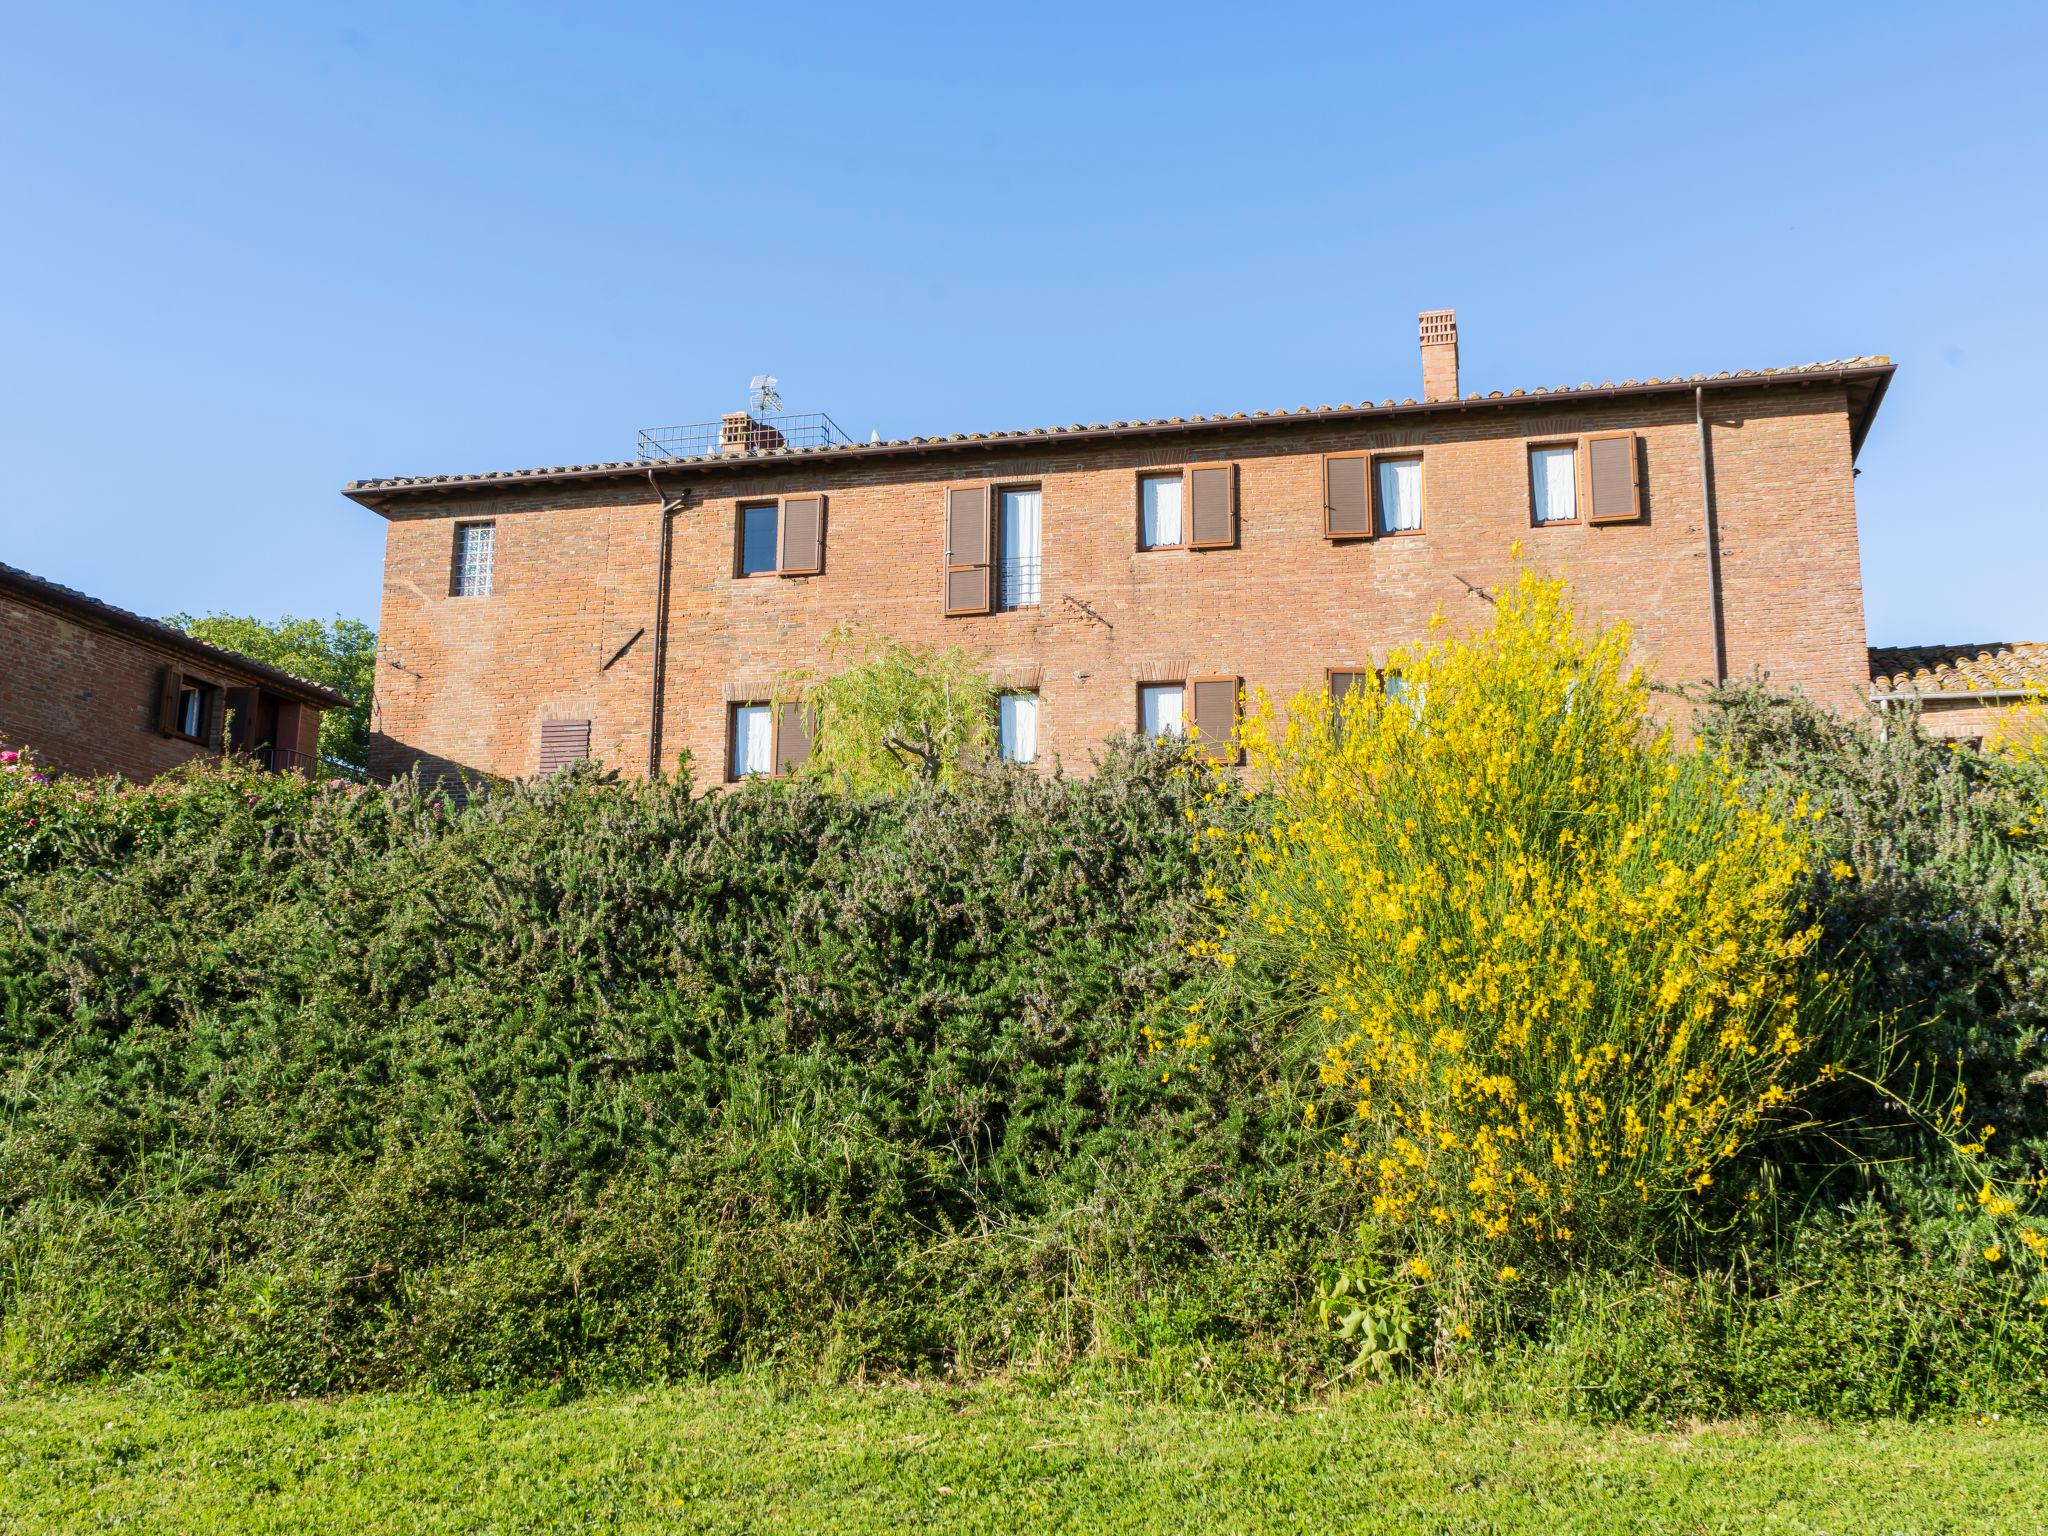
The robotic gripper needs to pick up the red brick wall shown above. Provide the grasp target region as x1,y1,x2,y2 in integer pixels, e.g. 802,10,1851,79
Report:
0,588,320,780
368,385,1872,786
1912,697,2038,747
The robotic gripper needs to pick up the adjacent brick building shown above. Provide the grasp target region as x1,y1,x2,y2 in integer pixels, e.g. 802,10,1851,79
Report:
347,313,1903,785
0,562,345,781
1869,642,2047,748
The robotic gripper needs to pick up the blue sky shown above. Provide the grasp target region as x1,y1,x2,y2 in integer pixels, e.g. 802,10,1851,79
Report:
3,2,2042,646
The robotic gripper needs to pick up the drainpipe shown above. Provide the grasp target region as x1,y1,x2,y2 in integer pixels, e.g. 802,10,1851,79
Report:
1696,385,1727,685
645,471,688,778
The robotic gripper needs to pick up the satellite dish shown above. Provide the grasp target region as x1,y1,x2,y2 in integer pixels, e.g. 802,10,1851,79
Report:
748,374,782,415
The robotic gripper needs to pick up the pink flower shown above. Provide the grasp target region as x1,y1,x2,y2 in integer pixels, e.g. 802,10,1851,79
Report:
0,750,17,765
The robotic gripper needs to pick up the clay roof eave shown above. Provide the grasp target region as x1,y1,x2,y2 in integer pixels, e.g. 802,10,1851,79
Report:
342,358,1897,514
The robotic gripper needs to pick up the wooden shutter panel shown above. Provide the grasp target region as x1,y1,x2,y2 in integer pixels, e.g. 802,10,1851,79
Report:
1328,670,1369,707
538,719,591,777
1189,675,1241,764
774,702,813,773
778,495,825,576
944,485,993,615
1187,464,1236,549
1325,455,1371,540
223,687,256,750
1584,432,1642,524
156,666,184,735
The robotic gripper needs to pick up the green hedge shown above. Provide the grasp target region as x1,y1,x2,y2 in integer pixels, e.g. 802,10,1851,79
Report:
0,710,2044,1417
0,745,1344,1396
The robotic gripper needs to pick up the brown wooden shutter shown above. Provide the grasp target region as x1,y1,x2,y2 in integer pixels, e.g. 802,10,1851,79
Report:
944,485,993,615
774,701,813,773
1325,455,1371,540
223,687,256,750
1328,669,1369,707
538,719,591,776
1584,431,1642,523
1189,675,1241,764
1187,463,1236,549
778,495,825,576
156,666,184,735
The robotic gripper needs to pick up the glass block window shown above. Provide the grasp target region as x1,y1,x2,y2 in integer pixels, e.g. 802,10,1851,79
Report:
454,522,495,597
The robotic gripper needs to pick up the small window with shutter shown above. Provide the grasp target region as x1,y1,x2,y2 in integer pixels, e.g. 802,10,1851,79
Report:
161,670,220,745
997,486,1042,609
727,699,813,780
736,503,780,576
1584,431,1642,524
1374,454,1424,536
538,719,591,777
1529,443,1579,525
1188,675,1241,764
728,702,774,780
1138,683,1185,740
1137,472,1184,550
734,495,828,577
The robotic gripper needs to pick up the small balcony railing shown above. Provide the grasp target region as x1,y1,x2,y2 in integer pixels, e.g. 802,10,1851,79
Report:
998,557,1042,610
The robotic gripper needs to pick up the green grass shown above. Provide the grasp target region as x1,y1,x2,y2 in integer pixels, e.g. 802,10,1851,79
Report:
2,1385,2043,1534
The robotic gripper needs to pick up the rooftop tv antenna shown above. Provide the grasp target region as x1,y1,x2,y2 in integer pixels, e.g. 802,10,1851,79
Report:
749,374,782,415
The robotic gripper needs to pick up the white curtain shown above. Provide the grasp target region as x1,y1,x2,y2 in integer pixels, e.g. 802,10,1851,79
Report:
1141,684,1185,739
1000,487,1042,607
1377,458,1422,533
998,692,1038,763
1140,475,1183,548
733,704,772,777
1532,447,1577,523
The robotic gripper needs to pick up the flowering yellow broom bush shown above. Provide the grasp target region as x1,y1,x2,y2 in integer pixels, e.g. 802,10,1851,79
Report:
1203,570,1858,1287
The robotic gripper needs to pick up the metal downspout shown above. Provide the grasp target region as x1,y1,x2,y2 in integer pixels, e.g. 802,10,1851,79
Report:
645,472,686,778
1696,385,1727,685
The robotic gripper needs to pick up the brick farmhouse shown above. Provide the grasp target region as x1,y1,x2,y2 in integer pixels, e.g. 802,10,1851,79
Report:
342,312,2033,785
0,562,345,780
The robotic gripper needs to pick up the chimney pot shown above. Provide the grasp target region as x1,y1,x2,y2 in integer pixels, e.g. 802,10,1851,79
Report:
1419,309,1459,403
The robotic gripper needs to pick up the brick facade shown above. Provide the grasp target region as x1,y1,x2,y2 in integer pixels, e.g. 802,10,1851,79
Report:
359,362,1885,787
0,566,341,781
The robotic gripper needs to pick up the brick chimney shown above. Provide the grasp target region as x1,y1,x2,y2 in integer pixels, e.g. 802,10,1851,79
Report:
719,411,787,457
1419,309,1459,402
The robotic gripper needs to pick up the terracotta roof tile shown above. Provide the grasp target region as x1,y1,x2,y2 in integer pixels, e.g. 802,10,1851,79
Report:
1869,642,2048,696
344,356,1894,501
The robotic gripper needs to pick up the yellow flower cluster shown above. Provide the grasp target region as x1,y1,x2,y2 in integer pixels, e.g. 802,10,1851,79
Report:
1207,569,1851,1275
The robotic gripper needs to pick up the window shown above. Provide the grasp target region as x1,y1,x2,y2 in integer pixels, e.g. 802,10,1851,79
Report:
1383,670,1425,717
1530,444,1578,525
453,522,495,597
728,703,773,779
737,503,779,576
172,678,215,741
997,691,1039,764
1375,456,1423,535
1139,683,1185,740
1138,473,1183,550
998,487,1041,609
727,700,812,780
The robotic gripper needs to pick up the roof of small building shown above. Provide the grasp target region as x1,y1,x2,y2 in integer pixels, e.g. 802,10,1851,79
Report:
1869,641,2048,698
0,561,351,709
344,356,1895,507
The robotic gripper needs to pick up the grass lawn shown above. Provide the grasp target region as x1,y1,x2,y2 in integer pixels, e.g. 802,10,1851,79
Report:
1,1383,2043,1534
